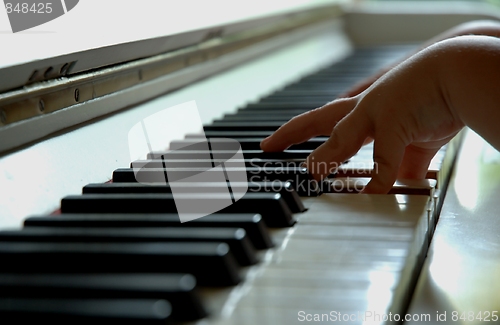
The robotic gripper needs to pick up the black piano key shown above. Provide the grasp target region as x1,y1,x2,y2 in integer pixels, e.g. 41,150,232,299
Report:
185,131,324,142
243,97,333,109
24,214,273,250
281,83,350,92
309,75,366,82
84,181,305,213
169,138,326,150
285,78,356,85
320,68,375,76
203,122,286,132
186,131,274,138
296,76,364,84
130,159,304,168
241,102,325,110
215,116,293,122
0,242,240,286
0,298,172,324
115,166,308,182
0,227,257,266
0,273,205,321
234,109,311,116
269,89,343,97
156,149,312,160
112,167,319,197
255,97,333,104
61,193,294,228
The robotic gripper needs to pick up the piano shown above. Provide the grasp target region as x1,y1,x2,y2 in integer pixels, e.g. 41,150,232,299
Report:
0,1,499,323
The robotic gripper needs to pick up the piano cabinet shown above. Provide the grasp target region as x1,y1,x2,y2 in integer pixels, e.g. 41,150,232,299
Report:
0,1,499,324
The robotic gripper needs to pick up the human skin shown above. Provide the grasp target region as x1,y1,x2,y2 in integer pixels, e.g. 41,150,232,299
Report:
260,34,500,194
341,20,500,98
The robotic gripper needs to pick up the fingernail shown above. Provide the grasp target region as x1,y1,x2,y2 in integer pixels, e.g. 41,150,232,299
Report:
260,136,270,147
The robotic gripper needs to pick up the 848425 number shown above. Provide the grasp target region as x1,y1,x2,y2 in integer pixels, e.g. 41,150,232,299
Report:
451,311,498,322
5,2,53,14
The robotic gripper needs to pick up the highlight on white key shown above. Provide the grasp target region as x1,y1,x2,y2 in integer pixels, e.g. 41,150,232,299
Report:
127,100,248,223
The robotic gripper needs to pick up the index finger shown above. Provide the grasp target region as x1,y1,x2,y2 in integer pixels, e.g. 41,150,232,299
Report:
260,98,356,152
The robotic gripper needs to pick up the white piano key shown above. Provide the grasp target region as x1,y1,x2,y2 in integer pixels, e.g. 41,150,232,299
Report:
261,259,406,273
236,287,382,309
290,224,417,241
271,237,411,257
297,194,430,226
251,267,401,290
275,249,408,266
194,193,430,324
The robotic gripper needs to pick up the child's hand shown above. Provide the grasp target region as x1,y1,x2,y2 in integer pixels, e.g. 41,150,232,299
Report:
261,36,500,194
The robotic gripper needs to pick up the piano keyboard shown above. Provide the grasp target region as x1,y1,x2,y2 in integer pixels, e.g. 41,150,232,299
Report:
0,45,461,324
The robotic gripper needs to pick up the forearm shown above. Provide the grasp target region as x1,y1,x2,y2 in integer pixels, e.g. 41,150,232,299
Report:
424,20,500,47
342,20,500,98
434,35,500,150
